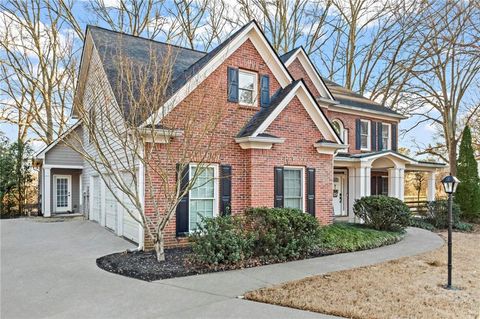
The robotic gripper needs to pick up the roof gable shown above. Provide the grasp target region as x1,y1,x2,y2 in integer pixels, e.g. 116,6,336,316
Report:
238,81,342,144
144,20,294,126
281,47,335,101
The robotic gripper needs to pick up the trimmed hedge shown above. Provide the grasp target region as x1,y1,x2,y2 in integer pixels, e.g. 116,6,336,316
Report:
189,207,322,266
245,207,322,261
353,196,411,231
189,215,254,266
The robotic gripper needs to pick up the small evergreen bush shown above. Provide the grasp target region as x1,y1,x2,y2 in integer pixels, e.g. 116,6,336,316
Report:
425,200,460,229
353,196,411,231
245,207,322,261
189,215,254,266
409,217,435,231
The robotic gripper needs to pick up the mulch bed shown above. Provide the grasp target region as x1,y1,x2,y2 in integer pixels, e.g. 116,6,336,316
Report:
96,247,334,282
97,234,406,282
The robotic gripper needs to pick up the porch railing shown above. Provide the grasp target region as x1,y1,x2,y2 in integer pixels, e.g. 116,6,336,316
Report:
405,200,429,216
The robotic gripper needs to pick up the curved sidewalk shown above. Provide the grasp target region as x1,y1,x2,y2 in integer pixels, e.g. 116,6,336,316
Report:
153,227,444,318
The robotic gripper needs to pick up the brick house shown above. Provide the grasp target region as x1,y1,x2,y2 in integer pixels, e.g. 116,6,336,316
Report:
34,21,445,248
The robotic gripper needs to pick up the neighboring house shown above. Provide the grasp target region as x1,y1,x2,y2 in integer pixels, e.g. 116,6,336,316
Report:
34,21,444,249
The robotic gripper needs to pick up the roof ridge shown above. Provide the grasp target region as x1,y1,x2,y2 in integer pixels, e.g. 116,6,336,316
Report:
86,25,207,54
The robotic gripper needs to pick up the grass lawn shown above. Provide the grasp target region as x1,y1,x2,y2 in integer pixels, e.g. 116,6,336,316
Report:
245,228,480,319
318,222,404,253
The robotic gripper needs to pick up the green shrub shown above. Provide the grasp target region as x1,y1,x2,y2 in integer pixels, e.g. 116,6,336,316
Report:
454,221,474,232
425,200,460,229
189,215,254,266
353,196,411,231
245,207,322,261
409,217,435,231
318,222,403,252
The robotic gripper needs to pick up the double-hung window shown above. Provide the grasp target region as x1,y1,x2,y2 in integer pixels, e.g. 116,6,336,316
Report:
381,123,391,150
238,70,257,106
189,164,218,232
360,120,371,150
283,168,303,210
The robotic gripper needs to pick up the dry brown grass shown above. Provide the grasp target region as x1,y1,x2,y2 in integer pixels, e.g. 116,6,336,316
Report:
245,230,480,319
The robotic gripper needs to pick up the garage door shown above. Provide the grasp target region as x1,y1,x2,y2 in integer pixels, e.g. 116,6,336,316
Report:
91,176,101,222
122,174,139,243
105,182,117,232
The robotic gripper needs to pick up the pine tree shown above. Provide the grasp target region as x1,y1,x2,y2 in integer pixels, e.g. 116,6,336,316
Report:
454,126,480,221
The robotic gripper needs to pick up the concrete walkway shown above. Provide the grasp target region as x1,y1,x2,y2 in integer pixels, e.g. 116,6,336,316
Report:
1,219,443,319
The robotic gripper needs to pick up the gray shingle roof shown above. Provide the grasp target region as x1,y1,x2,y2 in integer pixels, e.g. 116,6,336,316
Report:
237,80,300,138
279,47,301,63
89,26,207,123
88,22,255,124
321,78,402,116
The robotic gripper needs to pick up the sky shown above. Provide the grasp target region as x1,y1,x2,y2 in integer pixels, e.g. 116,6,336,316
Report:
0,1,439,157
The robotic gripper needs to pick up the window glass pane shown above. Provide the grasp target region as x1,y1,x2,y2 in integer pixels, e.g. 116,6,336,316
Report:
238,71,256,104
284,169,302,210
332,121,341,135
361,121,368,133
239,72,255,90
189,166,215,232
361,135,368,148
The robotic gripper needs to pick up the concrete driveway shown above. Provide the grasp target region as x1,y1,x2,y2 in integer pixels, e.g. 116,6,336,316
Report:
1,219,443,319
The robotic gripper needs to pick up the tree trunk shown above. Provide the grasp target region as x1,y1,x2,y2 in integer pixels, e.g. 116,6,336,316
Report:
448,139,457,176
154,231,165,262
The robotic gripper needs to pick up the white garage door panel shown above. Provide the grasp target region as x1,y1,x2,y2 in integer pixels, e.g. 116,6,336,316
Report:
105,184,117,231
122,174,139,243
92,176,101,222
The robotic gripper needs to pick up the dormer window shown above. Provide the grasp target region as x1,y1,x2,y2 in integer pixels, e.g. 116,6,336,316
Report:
238,70,257,106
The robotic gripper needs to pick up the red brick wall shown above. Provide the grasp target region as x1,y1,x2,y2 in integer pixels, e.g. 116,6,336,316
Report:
143,39,335,248
287,58,321,98
327,110,398,154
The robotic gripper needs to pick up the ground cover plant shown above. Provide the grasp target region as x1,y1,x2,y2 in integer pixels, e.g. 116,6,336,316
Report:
245,229,480,319
98,208,405,281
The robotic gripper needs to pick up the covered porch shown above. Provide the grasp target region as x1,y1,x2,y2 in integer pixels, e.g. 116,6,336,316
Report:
333,151,445,221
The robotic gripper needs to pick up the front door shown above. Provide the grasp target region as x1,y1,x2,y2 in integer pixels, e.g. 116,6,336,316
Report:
54,175,71,213
333,174,345,216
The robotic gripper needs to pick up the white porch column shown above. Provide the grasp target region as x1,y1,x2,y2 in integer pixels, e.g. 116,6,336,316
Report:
426,171,437,201
43,167,51,217
388,168,399,198
398,168,405,201
365,166,372,197
348,168,356,220
388,167,405,200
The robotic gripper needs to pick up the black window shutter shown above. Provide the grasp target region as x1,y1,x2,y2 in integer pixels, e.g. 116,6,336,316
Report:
355,119,361,150
260,75,270,107
274,167,284,208
175,163,189,236
392,124,398,151
306,168,315,216
220,165,232,216
371,121,377,151
377,122,383,151
227,67,239,102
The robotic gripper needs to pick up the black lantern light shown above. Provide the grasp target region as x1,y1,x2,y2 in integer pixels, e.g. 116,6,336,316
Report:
441,174,460,194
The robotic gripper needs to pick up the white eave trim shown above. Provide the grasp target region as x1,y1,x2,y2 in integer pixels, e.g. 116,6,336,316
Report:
251,81,342,144
283,48,335,101
235,136,285,149
314,141,347,155
34,120,82,160
138,128,184,144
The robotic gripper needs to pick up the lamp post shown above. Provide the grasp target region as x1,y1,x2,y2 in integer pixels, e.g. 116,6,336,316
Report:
441,174,460,289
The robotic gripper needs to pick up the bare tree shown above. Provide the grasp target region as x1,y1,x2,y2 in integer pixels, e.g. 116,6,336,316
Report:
65,42,226,261
0,0,77,143
405,1,480,173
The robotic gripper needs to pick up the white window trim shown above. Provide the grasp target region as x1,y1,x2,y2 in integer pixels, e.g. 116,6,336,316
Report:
332,120,348,153
238,69,258,107
381,123,391,150
283,166,305,212
188,163,219,233
360,119,371,151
